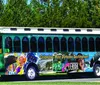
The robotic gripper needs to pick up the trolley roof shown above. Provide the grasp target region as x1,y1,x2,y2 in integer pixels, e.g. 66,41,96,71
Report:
0,27,100,34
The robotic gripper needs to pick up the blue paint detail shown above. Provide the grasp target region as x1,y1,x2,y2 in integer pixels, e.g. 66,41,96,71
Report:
27,52,38,63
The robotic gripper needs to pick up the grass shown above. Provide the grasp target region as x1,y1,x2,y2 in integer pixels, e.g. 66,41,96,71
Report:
0,82,100,85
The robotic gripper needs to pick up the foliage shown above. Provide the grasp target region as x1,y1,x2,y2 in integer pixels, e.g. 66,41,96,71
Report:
0,0,100,27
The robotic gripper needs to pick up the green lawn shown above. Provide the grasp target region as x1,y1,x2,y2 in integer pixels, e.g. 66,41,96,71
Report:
0,82,100,85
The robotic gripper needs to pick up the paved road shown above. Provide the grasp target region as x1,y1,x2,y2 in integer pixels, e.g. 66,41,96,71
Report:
0,72,100,82
33,78,100,82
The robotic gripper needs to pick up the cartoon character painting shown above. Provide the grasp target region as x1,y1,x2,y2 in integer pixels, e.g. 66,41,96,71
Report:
5,53,27,75
6,64,15,75
62,63,70,72
15,55,26,74
77,58,85,72
5,52,39,75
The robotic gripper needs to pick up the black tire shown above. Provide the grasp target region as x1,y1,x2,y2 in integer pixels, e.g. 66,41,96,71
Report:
26,66,37,80
93,64,100,77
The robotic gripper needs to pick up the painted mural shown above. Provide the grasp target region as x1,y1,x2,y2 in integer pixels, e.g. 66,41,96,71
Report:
4,52,39,75
4,52,100,75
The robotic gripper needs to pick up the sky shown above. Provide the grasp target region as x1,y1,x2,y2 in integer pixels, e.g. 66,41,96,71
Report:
3,0,7,4
3,0,31,4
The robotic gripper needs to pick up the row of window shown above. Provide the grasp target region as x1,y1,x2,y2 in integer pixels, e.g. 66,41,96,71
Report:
4,36,100,52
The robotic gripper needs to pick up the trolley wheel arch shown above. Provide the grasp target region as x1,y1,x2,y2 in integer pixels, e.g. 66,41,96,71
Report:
24,62,39,80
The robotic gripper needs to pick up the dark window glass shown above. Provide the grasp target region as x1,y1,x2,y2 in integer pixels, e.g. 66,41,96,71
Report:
5,37,12,52
89,37,95,51
14,36,21,52
75,37,81,51
38,37,45,52
0,36,2,48
96,37,100,51
68,37,74,51
30,37,37,52
53,37,60,52
22,37,29,52
46,37,52,52
61,37,67,52
82,37,88,51
0,36,2,53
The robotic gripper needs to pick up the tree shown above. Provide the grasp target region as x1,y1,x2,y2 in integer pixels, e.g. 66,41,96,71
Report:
0,0,100,27
0,0,34,26
91,0,100,27
0,0,4,26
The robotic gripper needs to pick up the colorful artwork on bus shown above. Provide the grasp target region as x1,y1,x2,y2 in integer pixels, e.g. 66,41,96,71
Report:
4,52,100,75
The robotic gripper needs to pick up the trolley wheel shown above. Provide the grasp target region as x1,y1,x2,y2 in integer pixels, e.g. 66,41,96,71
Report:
26,66,37,80
93,64,100,77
